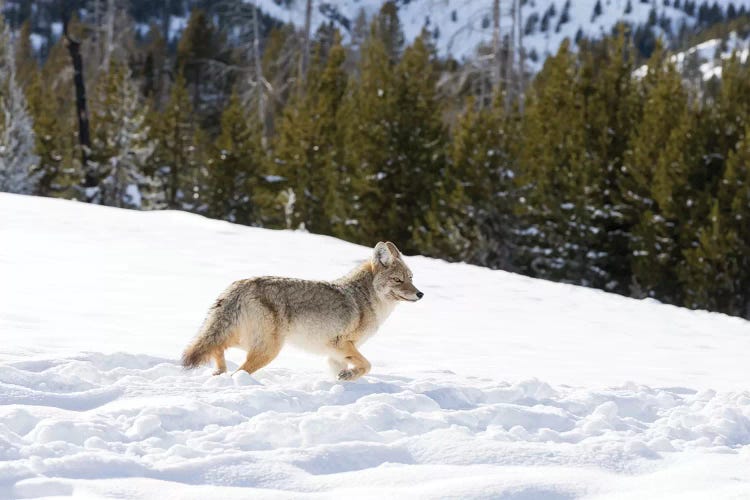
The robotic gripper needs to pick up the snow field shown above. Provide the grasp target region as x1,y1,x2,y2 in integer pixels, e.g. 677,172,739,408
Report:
2,193,750,498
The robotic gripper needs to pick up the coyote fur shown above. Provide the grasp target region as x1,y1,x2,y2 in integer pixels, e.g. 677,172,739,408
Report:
181,241,423,380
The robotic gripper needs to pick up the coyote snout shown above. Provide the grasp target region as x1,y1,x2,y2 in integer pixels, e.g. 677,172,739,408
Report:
182,241,421,381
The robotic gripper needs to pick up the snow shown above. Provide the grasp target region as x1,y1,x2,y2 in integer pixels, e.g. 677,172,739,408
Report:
671,32,750,80
168,16,187,42
2,192,750,498
49,22,62,38
28,34,44,52
125,183,142,208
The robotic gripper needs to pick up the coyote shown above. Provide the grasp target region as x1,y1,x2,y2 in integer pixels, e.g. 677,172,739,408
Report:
182,241,423,380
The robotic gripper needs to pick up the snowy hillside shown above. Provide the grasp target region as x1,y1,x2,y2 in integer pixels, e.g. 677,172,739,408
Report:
2,193,750,499
634,30,750,80
253,0,750,66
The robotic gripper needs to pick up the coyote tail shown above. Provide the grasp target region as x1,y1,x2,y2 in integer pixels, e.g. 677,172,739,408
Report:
181,334,216,369
181,299,235,369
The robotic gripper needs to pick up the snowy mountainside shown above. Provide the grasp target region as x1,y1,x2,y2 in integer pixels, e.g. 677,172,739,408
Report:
254,0,750,66
2,193,750,498
634,30,750,80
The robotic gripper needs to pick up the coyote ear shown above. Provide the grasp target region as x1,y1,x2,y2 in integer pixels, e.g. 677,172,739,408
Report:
373,241,394,267
384,241,401,259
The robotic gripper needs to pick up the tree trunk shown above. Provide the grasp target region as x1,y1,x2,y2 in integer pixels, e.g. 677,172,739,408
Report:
62,6,95,189
252,0,267,148
102,0,115,73
517,0,525,112
504,0,516,111
492,0,501,100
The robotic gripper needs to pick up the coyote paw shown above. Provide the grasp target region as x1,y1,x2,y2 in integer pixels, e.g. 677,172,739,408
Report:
337,369,358,381
212,368,226,376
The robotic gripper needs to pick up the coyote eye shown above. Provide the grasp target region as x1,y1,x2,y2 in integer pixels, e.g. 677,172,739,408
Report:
392,277,403,283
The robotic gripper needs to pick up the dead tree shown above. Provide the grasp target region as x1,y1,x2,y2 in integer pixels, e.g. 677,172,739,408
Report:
492,0,501,100
61,2,95,189
516,0,526,112
299,0,312,85
251,0,267,147
102,0,115,73
504,0,516,110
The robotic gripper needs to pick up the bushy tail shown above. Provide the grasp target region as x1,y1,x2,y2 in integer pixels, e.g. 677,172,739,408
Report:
181,335,215,369
181,308,232,369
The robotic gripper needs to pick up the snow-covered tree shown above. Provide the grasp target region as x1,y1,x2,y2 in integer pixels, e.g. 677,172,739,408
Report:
0,18,39,194
90,62,161,209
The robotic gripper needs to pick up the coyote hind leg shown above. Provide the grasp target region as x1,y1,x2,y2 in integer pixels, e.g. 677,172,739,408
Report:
233,340,283,376
212,350,227,376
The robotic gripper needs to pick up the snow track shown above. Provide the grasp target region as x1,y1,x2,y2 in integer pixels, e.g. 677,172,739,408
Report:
2,353,750,498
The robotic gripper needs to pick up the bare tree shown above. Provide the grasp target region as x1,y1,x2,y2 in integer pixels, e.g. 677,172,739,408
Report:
516,0,526,111
504,0,516,110
492,0,501,96
61,0,95,190
252,0,267,146
299,0,312,85
102,0,115,73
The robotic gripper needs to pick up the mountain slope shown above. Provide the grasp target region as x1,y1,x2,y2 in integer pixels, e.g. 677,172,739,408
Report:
254,0,750,65
2,193,750,498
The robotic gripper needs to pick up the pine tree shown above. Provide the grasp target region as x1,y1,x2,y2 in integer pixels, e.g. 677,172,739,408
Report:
150,73,205,210
673,52,750,313
516,39,588,284
424,95,518,267
343,13,398,244
711,53,750,173
273,31,350,235
718,129,750,316
578,31,641,293
25,35,81,199
623,46,695,301
176,9,229,127
516,34,640,290
344,16,446,252
0,17,39,194
208,89,263,224
592,0,604,22
90,62,160,209
141,23,168,104
14,21,37,89
679,201,743,314
176,9,214,106
374,1,404,64
395,34,448,253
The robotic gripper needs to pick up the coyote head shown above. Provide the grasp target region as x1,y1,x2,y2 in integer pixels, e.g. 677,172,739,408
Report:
372,241,423,302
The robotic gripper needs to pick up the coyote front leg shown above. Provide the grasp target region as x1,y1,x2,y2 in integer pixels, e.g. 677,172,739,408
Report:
327,357,347,377
334,341,371,381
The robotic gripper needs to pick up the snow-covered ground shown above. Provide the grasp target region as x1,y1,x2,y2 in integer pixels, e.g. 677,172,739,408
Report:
2,192,750,499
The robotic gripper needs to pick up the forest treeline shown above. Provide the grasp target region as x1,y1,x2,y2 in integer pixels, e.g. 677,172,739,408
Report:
1,2,750,319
